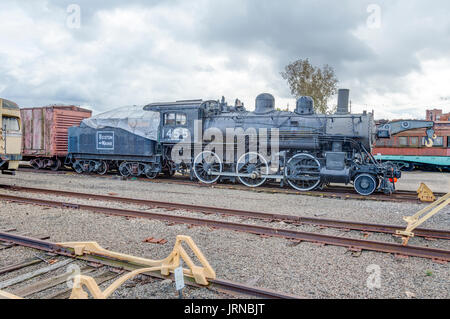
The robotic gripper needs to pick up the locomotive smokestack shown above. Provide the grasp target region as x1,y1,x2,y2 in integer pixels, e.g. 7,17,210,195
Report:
336,89,350,114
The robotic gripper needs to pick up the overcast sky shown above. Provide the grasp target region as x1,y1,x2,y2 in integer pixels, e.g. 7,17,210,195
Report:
0,0,449,119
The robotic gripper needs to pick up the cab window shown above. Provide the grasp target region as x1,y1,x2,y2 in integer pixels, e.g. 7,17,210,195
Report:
164,113,186,126
164,113,176,125
2,116,20,131
176,114,186,125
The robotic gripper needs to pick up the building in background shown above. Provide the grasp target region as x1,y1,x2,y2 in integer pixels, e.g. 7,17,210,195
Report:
426,109,450,122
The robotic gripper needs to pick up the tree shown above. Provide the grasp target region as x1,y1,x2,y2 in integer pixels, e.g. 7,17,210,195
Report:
281,59,339,114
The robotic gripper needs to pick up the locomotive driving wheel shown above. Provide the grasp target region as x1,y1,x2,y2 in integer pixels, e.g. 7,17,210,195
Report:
236,152,269,187
193,151,222,184
285,153,321,191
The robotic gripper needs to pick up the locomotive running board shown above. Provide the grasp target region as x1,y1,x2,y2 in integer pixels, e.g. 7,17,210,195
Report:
209,171,284,179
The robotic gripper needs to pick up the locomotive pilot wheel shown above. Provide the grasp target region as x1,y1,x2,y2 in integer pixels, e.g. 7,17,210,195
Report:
236,152,269,187
353,174,378,196
193,151,222,184
285,153,322,191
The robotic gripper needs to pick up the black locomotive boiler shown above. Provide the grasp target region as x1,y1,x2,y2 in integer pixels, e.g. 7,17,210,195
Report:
67,89,434,195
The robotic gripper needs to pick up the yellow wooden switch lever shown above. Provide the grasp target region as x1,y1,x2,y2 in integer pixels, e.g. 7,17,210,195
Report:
0,235,215,299
60,235,215,299
397,191,450,246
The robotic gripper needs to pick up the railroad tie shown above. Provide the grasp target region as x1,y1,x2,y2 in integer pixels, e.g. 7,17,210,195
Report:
0,259,73,290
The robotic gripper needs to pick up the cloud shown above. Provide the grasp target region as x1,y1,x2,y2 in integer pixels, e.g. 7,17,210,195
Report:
0,0,449,118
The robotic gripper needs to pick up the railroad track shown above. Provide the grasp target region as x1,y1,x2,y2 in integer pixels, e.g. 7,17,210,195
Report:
17,167,446,203
0,232,300,299
0,184,449,240
0,190,448,262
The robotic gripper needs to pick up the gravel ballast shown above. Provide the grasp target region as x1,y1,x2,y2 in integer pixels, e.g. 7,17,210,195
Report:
1,171,449,228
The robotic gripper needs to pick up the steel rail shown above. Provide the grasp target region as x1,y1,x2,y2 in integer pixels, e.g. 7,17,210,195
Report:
0,232,74,257
0,232,300,299
0,193,448,262
18,167,444,203
1,184,448,240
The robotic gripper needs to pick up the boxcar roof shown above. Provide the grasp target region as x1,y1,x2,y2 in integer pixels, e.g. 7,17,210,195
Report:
20,105,92,113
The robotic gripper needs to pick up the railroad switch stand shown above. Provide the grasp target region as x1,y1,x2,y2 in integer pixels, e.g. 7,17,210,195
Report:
59,235,215,299
417,183,436,202
397,192,450,246
0,235,216,299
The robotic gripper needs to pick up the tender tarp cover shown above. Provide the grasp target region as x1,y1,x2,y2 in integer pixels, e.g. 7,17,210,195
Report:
81,105,160,141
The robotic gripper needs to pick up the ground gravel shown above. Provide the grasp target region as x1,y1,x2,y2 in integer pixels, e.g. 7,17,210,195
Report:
2,171,449,228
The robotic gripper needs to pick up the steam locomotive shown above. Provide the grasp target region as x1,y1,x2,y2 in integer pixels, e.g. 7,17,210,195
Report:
67,89,435,195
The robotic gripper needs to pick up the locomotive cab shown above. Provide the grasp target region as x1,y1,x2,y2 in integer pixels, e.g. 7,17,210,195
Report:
144,100,203,144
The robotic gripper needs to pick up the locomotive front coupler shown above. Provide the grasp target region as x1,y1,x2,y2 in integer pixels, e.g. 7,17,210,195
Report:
379,178,396,195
